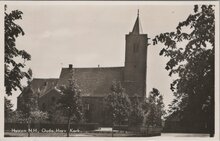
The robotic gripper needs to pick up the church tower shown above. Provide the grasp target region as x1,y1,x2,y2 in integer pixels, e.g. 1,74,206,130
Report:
124,11,149,98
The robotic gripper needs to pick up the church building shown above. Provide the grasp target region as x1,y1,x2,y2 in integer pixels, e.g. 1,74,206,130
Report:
17,13,149,126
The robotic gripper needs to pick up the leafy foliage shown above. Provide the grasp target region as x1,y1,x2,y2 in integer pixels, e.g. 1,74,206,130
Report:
12,108,48,136
15,70,48,137
58,79,83,123
105,81,131,125
47,104,67,123
153,5,214,131
128,96,144,126
30,110,49,122
15,87,48,137
4,97,14,122
18,86,38,120
17,85,47,119
57,69,83,136
4,5,31,96
13,109,48,123
142,88,165,127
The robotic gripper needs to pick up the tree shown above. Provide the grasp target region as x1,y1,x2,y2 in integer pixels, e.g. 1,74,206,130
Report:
47,104,67,124
15,69,48,137
4,5,31,96
16,89,48,137
58,69,83,137
153,5,215,135
13,109,48,136
104,81,131,132
128,95,144,126
4,97,14,122
143,88,165,127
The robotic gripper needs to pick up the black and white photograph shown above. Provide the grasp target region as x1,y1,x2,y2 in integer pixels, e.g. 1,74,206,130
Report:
1,1,219,139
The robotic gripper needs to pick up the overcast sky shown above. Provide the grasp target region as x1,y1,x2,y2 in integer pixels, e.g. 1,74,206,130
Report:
5,3,195,110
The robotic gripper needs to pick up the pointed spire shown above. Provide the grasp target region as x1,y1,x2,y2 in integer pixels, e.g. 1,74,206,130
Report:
132,9,140,34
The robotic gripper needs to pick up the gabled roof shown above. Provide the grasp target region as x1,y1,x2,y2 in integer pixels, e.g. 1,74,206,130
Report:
30,78,59,97
18,86,35,98
58,67,124,97
39,87,62,99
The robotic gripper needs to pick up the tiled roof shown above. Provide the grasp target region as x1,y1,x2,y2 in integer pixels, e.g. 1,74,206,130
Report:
30,78,59,97
58,67,124,97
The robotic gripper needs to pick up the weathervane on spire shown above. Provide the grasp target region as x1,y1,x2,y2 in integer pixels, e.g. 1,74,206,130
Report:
137,9,139,17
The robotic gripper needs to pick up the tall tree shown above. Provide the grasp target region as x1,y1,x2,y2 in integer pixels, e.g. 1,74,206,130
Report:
104,81,131,132
16,69,48,137
129,95,144,126
143,88,165,127
47,104,67,124
58,69,83,137
153,5,214,135
4,5,31,96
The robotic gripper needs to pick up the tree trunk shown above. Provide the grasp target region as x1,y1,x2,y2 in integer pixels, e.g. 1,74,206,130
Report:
67,110,71,137
118,122,121,133
146,124,149,136
112,115,114,137
112,127,114,137
27,121,30,137
67,117,70,137
67,120,70,137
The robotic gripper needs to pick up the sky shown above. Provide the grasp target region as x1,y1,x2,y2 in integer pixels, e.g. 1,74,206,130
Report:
5,3,195,110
